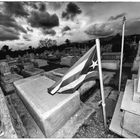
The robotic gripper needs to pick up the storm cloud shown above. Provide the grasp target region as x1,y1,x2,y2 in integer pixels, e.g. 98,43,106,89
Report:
62,2,82,20
108,13,126,21
85,22,115,37
28,11,59,29
0,25,19,41
42,29,56,36
39,2,46,12
0,13,27,33
26,27,33,32
62,26,71,32
23,34,32,41
125,20,140,35
0,12,27,41
48,2,63,10
4,2,29,17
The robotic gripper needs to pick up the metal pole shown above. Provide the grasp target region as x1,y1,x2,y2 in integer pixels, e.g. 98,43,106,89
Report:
119,16,126,92
96,39,107,128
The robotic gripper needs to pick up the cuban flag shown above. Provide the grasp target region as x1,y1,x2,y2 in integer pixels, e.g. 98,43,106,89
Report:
48,44,98,95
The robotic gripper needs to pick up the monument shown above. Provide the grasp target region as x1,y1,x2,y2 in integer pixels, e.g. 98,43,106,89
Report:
110,62,140,137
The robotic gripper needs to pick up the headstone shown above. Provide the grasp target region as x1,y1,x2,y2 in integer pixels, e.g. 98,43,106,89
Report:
101,60,120,70
0,73,23,93
22,68,44,77
0,62,11,76
60,56,78,67
14,76,80,137
102,52,121,60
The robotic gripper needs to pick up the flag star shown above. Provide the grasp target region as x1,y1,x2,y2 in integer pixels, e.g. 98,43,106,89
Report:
90,60,98,69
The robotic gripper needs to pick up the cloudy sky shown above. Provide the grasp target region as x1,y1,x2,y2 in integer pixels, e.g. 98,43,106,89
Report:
1,1,140,50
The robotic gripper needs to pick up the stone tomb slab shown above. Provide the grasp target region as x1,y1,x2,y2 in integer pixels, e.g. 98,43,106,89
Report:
22,68,44,77
109,92,137,138
133,79,140,103
121,80,140,115
14,76,80,137
101,60,120,70
123,111,140,137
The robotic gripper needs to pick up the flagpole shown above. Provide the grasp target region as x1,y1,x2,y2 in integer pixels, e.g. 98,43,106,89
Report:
96,39,107,128
119,16,126,92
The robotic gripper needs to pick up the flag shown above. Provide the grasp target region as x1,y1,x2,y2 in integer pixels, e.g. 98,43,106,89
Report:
48,44,97,95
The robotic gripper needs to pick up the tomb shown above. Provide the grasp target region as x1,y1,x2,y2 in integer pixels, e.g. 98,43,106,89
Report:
60,56,79,67
101,52,120,71
110,63,140,137
101,60,120,70
14,76,80,137
21,62,44,77
0,62,23,93
102,52,121,60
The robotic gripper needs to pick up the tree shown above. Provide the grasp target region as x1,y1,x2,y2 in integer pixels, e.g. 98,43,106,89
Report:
1,45,10,52
39,38,57,48
65,39,70,45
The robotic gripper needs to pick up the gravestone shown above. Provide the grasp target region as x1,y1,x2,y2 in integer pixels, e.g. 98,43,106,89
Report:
133,64,140,102
101,60,120,70
60,56,78,67
102,52,121,60
14,76,80,137
0,62,11,76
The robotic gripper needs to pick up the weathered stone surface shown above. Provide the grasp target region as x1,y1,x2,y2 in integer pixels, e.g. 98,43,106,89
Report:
121,80,140,115
109,92,136,138
102,52,121,60
6,96,28,138
133,79,140,102
131,59,140,72
0,62,11,76
14,76,80,137
21,68,44,77
101,60,120,70
137,65,140,92
123,111,140,137
0,88,17,138
10,93,45,138
52,103,95,138
60,56,78,67
33,59,48,68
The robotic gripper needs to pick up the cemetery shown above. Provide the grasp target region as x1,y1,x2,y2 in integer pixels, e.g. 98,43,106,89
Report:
0,2,140,137
0,36,139,138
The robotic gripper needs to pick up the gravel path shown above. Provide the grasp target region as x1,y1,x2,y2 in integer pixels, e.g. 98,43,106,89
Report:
74,66,131,138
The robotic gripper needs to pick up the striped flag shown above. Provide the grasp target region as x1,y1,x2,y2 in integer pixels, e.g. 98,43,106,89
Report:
48,44,98,95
